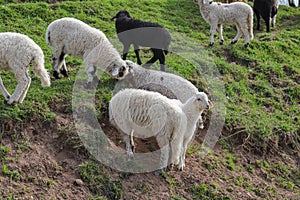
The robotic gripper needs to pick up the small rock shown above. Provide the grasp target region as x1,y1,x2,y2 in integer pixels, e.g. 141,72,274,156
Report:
74,179,84,186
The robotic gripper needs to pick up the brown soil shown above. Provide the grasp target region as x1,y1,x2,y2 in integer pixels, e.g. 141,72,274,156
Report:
0,105,299,200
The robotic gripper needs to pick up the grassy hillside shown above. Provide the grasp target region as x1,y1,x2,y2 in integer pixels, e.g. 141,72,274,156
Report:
0,0,299,199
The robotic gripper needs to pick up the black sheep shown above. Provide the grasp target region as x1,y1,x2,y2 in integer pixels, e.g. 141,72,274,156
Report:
111,10,171,71
253,0,279,32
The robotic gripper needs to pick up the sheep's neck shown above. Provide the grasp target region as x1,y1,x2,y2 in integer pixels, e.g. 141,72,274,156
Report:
182,100,202,125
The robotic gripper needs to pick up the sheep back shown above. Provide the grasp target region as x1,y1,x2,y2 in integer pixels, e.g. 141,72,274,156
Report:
201,2,253,25
121,61,198,103
46,18,120,62
109,88,184,139
115,15,171,50
0,32,43,69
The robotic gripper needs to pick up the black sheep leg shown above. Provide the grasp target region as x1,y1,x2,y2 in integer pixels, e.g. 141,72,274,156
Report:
254,10,261,31
133,44,142,65
158,50,166,71
122,43,130,60
262,13,271,32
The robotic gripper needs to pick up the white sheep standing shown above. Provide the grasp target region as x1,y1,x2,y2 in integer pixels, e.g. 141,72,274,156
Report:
109,88,213,170
0,32,51,105
119,60,208,127
46,17,129,88
194,0,254,47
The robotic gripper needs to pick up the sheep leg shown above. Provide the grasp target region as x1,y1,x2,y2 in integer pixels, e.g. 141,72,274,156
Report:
262,14,271,32
60,60,68,78
271,17,276,27
197,116,204,129
144,50,159,68
52,50,66,79
209,24,217,46
122,43,131,60
133,44,142,65
85,65,98,89
217,24,224,45
8,66,30,105
123,134,134,160
157,136,170,170
16,70,31,104
231,24,242,44
178,145,187,171
238,22,251,47
254,11,260,31
0,76,11,102
157,50,166,72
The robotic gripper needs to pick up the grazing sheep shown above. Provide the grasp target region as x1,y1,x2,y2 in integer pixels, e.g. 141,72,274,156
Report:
253,0,279,32
119,60,206,129
194,0,254,47
0,32,50,105
109,88,212,170
46,17,129,88
111,10,171,71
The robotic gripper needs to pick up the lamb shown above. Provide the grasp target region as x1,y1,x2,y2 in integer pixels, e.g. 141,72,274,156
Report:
46,17,129,88
111,10,171,71
253,0,279,32
194,0,254,47
0,32,51,105
109,88,213,170
118,60,206,129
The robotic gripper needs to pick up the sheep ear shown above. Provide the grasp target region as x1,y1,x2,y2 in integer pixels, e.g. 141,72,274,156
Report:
111,16,116,21
208,100,214,108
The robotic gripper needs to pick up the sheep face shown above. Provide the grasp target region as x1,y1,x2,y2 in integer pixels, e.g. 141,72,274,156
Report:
194,92,213,111
110,61,129,80
111,10,131,21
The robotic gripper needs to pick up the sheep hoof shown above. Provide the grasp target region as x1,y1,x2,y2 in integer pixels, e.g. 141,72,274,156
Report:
178,164,185,171
220,40,224,45
209,42,214,46
231,40,237,44
244,43,249,48
53,71,60,79
60,69,68,77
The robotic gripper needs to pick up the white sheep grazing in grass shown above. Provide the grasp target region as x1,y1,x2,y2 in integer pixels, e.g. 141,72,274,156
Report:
109,88,213,170
119,60,207,129
194,0,254,47
0,32,51,105
46,17,129,88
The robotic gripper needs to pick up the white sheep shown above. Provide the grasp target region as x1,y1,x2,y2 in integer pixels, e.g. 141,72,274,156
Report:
0,32,51,105
109,88,213,170
194,0,254,47
46,17,129,88
119,60,207,129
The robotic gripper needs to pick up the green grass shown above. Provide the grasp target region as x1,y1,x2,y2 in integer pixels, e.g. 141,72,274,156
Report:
0,0,299,199
0,0,298,152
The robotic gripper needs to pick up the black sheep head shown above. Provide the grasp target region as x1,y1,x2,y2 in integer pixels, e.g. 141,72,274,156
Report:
111,10,131,21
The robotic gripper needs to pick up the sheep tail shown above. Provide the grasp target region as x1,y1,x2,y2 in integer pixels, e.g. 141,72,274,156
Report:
248,11,254,40
32,53,51,87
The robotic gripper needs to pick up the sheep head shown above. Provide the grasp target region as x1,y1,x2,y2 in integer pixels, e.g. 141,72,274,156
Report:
193,92,213,111
110,60,129,80
111,10,131,21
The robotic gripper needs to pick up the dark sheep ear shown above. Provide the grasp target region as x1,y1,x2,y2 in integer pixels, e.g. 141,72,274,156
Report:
111,16,116,21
